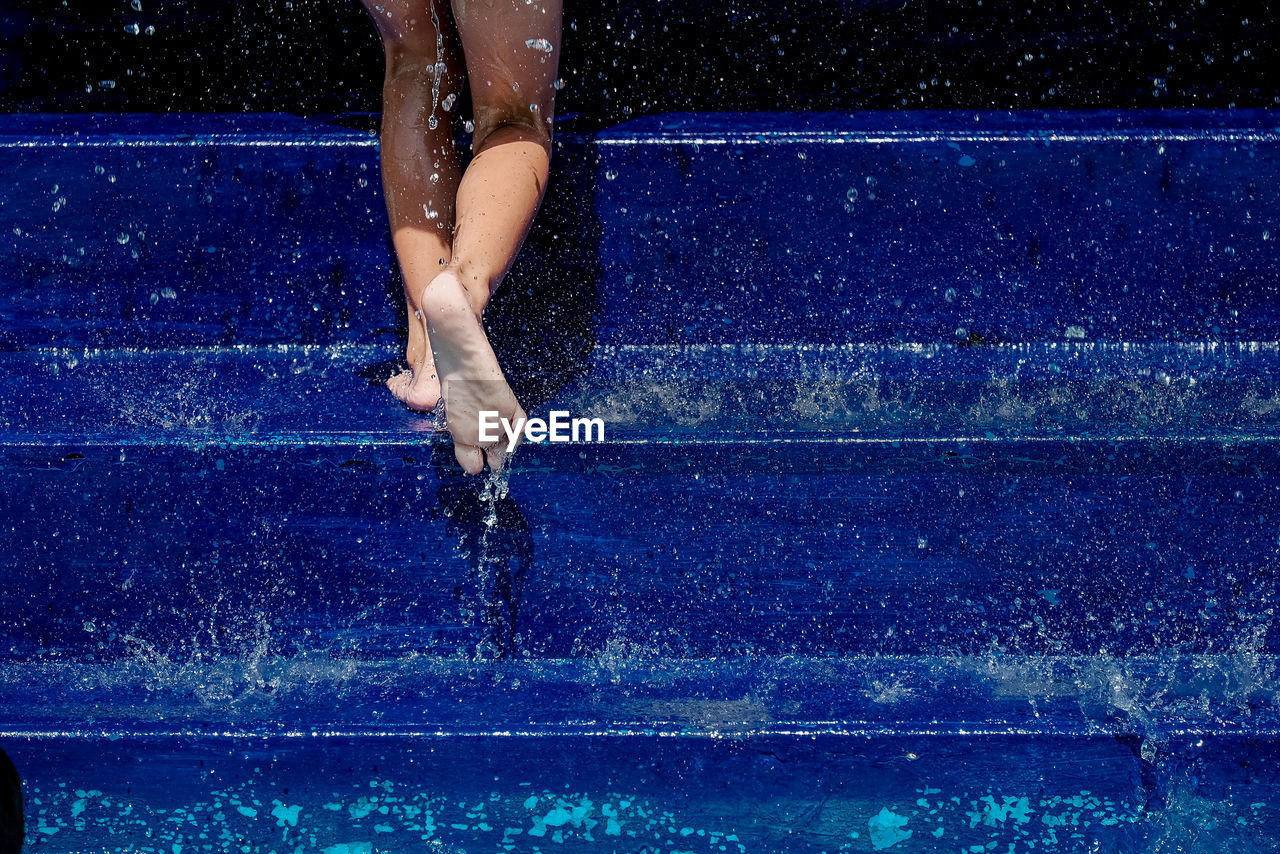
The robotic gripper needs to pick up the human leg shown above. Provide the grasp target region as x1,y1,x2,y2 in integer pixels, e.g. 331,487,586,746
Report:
362,0,467,411
420,0,563,473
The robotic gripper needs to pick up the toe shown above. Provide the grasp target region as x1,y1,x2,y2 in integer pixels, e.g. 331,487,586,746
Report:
386,370,412,400
483,404,525,474
508,405,527,451
455,442,486,475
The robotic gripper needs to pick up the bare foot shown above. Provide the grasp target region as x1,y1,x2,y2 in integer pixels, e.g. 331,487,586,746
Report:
422,270,525,474
386,308,442,413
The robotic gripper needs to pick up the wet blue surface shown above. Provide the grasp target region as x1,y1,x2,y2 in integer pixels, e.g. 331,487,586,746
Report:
4,110,1280,850
6,111,1280,349
594,110,1280,345
8,735,1280,852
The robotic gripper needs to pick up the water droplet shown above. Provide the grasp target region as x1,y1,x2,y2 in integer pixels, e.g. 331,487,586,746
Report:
430,173,440,184
116,232,130,244
464,120,475,133
124,22,140,35
552,78,566,90
604,169,618,181
442,93,457,111
525,38,553,53
846,188,858,202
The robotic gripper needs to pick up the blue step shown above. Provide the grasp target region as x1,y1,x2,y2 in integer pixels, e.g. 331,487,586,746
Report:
1,344,1279,741
5,111,1280,348
592,110,1280,345
0,114,394,348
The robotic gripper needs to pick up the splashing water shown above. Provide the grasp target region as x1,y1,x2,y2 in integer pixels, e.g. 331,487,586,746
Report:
479,468,510,533
427,6,446,130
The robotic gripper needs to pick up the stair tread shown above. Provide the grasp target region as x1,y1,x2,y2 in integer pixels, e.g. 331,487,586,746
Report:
602,108,1280,141
3,342,1280,444
4,654,1277,737
0,111,372,146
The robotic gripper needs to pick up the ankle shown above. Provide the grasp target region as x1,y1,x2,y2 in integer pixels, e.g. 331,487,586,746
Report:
443,262,492,318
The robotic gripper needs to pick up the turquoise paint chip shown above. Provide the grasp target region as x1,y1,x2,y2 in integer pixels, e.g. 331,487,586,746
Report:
271,802,301,827
868,807,912,850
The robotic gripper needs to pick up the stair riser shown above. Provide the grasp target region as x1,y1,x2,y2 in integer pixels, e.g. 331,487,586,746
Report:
595,119,1280,345
7,113,1279,348
0,120,597,349
4,443,1277,663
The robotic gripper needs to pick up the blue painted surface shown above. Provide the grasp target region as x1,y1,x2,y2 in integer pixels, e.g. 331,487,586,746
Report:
594,110,1280,345
6,111,1280,350
3,111,1280,850
0,114,392,348
7,735,1280,851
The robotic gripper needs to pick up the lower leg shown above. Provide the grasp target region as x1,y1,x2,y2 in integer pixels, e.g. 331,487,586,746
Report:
446,0,561,314
420,0,561,473
421,123,554,472
447,124,552,317
418,0,561,473
367,3,465,410
419,134,550,471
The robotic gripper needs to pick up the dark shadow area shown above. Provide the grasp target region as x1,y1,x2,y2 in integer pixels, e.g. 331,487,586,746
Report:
2,0,1276,115
0,745,22,853
431,444,534,661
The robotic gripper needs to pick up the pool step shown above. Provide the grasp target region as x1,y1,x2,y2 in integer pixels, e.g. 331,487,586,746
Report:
2,341,1279,739
5,654,1279,739
4,111,1279,348
5,341,1280,442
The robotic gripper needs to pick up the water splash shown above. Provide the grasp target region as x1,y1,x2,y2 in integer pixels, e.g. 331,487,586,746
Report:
435,455,533,661
427,5,446,130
